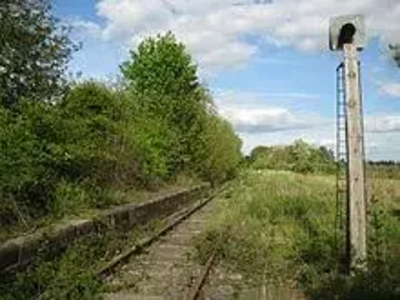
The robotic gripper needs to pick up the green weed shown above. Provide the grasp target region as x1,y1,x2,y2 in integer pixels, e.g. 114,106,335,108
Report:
194,170,400,299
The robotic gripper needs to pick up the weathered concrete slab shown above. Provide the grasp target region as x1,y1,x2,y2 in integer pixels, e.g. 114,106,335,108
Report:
0,184,209,273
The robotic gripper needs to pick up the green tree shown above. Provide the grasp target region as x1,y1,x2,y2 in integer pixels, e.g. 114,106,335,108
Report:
121,32,209,174
121,32,199,99
194,113,243,182
0,0,75,108
250,140,336,174
120,32,205,131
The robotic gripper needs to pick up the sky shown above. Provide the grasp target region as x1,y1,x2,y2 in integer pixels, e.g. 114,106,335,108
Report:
53,0,400,161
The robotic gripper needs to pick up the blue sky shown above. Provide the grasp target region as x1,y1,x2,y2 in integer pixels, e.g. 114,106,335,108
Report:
53,0,400,160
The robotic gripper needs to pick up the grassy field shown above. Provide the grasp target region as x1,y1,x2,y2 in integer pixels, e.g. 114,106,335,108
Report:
194,169,400,299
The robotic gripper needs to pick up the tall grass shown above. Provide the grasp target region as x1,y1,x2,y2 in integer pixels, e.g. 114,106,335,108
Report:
0,218,164,299
194,170,400,299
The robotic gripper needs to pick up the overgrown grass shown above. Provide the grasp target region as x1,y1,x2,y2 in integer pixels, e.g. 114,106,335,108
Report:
0,218,164,299
0,175,198,243
367,164,400,180
194,170,400,299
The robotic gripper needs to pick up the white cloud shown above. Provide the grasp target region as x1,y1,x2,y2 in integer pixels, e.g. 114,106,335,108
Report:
215,90,321,106
219,106,328,133
379,82,400,97
366,115,400,132
214,89,400,159
69,1,400,160
214,89,326,134
237,116,400,160
70,20,102,38
73,0,400,71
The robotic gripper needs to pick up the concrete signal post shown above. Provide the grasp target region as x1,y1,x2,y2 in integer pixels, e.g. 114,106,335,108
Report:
329,15,367,272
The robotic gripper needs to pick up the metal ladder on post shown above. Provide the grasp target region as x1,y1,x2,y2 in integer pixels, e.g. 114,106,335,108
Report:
335,62,348,269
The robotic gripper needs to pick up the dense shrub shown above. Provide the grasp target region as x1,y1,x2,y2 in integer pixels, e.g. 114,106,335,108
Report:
193,113,242,183
0,33,242,234
250,140,336,174
0,103,57,222
51,82,135,186
0,82,139,224
122,32,242,183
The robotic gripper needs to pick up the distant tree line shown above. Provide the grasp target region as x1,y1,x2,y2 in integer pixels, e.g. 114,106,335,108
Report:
249,140,336,174
367,160,400,167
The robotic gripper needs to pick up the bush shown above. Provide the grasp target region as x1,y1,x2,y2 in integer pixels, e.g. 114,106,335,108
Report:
122,33,242,183
193,113,242,183
49,181,91,218
0,82,140,227
0,33,243,236
250,140,336,174
0,103,57,220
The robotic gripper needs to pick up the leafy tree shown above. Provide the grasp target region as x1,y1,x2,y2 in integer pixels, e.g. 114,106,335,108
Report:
194,113,242,182
250,140,336,174
53,82,136,186
121,32,199,99
0,0,75,108
121,33,210,173
120,32,205,132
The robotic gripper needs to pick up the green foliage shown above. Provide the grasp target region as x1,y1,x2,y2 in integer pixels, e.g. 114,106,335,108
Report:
1,32,242,237
193,114,242,183
121,33,202,177
121,32,199,99
0,224,152,300
49,181,91,218
0,0,75,108
0,103,56,221
0,22,242,297
128,101,177,184
51,81,132,185
302,199,400,299
0,239,101,300
121,32,242,183
0,82,139,230
0,202,168,300
250,140,336,174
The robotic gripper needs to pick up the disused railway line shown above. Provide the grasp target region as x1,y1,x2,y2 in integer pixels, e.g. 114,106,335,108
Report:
99,191,220,300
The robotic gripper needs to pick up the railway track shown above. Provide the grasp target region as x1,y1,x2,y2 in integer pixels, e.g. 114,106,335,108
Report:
99,192,219,300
